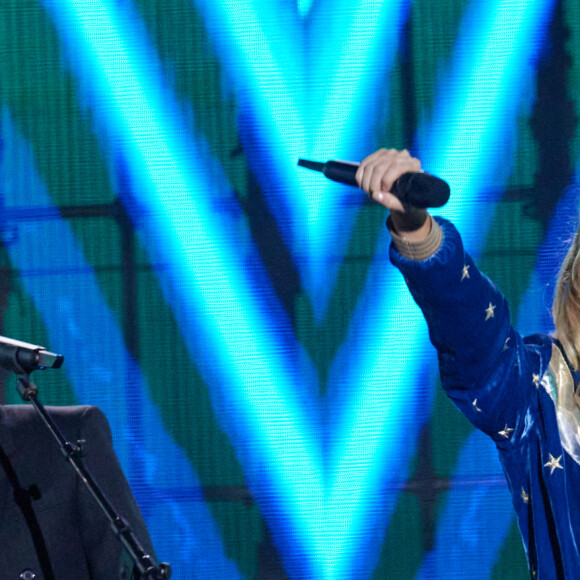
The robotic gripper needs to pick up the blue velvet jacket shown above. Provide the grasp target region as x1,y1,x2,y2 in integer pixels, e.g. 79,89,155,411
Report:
390,217,580,579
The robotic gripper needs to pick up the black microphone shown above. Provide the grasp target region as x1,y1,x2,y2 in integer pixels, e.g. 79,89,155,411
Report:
0,336,64,375
297,159,450,208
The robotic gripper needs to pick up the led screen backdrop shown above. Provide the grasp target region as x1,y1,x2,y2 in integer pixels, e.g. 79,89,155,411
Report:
0,0,578,578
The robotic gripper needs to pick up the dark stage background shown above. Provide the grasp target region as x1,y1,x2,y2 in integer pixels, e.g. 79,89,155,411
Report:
0,0,578,578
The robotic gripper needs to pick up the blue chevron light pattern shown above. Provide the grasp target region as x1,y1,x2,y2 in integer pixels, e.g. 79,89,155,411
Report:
192,0,410,317
0,109,242,579
8,0,564,578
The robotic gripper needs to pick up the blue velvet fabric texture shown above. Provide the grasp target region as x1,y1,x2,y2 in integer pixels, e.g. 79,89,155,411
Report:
390,217,580,579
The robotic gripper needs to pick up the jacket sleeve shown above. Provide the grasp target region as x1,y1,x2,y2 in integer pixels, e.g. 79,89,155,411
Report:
389,217,549,445
74,406,157,580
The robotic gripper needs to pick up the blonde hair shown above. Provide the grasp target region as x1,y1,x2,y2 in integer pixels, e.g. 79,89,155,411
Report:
553,227,580,370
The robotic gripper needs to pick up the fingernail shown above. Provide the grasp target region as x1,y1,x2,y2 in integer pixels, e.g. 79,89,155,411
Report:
375,192,384,201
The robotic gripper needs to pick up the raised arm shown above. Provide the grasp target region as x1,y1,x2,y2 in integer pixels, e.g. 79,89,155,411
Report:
356,149,551,444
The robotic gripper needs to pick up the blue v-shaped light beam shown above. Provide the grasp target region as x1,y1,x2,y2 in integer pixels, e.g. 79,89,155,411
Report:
327,0,556,575
39,0,557,578
40,1,330,576
193,0,410,317
0,108,243,580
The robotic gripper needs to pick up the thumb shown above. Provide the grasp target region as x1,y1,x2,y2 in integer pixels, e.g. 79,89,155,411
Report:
373,191,406,212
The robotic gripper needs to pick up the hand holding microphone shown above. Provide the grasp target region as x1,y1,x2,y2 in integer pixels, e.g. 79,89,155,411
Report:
297,148,449,212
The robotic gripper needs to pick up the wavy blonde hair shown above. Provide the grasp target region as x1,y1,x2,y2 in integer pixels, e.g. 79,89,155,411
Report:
553,228,580,370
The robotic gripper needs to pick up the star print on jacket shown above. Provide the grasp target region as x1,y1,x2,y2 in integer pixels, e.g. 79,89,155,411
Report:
390,217,580,579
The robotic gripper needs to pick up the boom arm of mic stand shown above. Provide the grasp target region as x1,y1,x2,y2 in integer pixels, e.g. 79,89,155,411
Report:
16,376,172,580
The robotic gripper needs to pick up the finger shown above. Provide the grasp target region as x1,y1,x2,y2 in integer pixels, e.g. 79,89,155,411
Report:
380,156,422,194
358,149,409,188
355,148,394,188
362,160,381,195
369,158,395,196
357,149,422,204
369,154,413,195
362,150,400,195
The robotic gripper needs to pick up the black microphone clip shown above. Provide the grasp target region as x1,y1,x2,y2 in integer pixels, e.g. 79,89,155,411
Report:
0,336,64,375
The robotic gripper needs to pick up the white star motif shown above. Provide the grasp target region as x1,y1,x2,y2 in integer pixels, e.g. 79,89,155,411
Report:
461,264,470,281
485,302,496,321
472,399,482,412
521,487,529,504
498,424,514,439
532,374,540,388
544,453,563,475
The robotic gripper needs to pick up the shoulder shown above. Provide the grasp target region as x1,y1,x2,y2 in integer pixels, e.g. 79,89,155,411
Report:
519,333,558,381
523,332,555,357
1,405,111,442
523,332,554,347
2,404,105,422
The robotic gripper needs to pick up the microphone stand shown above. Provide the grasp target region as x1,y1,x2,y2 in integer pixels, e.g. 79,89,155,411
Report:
15,374,171,580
